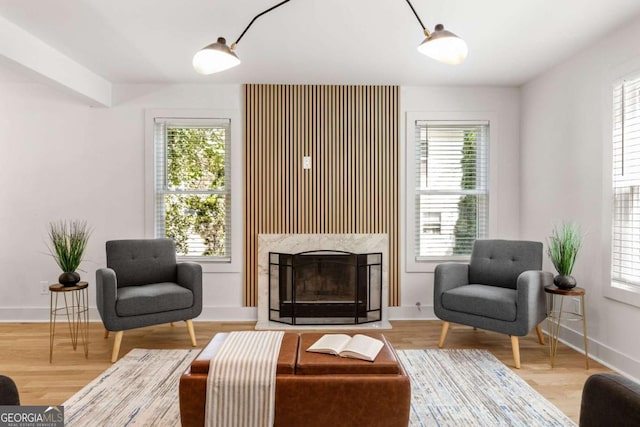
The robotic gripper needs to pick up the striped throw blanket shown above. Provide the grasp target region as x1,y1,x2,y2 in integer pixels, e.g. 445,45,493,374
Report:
205,331,285,427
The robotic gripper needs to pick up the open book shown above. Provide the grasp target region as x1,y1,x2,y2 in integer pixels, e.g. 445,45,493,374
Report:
306,334,384,362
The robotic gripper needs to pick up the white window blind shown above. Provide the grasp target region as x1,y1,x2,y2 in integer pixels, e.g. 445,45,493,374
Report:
415,121,489,259
612,77,640,288
154,118,231,259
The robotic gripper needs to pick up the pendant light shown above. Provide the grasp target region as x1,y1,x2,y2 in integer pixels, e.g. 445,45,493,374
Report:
405,0,468,64
193,0,468,75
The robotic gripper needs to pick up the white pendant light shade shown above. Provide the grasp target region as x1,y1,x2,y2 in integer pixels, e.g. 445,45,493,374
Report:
193,37,241,75
417,24,468,65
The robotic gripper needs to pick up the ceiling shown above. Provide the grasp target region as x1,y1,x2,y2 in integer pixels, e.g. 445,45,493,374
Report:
2,0,640,87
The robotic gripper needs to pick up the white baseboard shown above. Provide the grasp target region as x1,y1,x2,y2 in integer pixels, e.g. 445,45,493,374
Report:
0,305,437,322
542,322,640,384
0,306,71,322
198,306,257,321
3,305,639,381
0,305,258,322
387,304,436,320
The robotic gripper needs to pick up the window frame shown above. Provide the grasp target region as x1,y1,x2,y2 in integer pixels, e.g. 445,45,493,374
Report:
603,71,640,308
145,109,242,273
405,111,498,273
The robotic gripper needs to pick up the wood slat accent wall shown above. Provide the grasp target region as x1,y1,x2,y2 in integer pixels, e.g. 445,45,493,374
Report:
243,84,399,306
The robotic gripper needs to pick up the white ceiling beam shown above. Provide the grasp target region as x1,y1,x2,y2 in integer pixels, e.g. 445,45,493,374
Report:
0,15,112,107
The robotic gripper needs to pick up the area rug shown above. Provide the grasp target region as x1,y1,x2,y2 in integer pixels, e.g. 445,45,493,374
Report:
398,349,576,427
63,348,199,426
63,348,576,426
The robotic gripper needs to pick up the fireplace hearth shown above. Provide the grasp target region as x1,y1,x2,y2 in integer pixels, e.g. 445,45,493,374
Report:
269,250,382,325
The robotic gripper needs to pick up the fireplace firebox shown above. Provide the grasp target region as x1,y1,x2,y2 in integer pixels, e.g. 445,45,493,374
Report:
268,250,382,325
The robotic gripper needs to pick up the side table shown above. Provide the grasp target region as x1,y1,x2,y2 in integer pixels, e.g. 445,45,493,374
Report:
544,285,589,369
49,281,89,363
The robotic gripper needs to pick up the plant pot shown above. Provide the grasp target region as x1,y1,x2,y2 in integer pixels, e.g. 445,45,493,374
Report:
554,274,577,290
59,271,81,286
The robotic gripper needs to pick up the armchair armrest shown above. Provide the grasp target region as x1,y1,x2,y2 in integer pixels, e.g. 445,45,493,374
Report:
95,267,118,330
434,263,469,313
177,262,203,314
580,373,640,427
434,263,469,292
515,270,553,335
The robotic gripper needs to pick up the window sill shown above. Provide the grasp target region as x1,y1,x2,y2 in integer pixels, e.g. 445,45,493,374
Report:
604,281,640,308
178,256,231,263
177,256,240,274
407,256,470,273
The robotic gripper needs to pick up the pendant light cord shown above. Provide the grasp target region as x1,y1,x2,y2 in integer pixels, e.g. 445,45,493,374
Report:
404,0,427,31
234,0,432,47
234,0,292,46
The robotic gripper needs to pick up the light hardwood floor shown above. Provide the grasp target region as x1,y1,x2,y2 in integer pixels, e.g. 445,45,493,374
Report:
0,320,610,423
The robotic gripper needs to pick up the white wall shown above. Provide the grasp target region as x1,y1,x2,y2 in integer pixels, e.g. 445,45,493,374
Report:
521,15,640,379
0,82,521,324
394,86,522,319
0,82,254,321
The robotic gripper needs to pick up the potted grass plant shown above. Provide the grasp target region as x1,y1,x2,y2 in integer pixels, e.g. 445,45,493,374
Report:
547,222,583,289
47,219,92,286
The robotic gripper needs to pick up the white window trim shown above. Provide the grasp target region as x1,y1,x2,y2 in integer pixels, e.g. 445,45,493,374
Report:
145,108,242,273
405,111,499,273
602,64,640,308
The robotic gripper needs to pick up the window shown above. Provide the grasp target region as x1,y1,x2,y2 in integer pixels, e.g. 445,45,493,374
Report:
154,118,231,259
421,212,442,235
414,121,489,259
611,76,640,292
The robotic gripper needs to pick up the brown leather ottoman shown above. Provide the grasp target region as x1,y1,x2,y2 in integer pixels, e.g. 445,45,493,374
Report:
179,332,411,427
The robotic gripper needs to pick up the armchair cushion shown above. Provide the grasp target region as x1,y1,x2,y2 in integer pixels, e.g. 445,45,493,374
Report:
106,239,177,287
116,282,194,317
469,240,543,289
442,284,517,322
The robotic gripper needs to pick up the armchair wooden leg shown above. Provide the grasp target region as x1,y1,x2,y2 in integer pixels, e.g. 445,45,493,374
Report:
104,329,110,339
111,331,124,363
438,322,450,348
535,324,545,345
511,335,521,369
185,319,197,347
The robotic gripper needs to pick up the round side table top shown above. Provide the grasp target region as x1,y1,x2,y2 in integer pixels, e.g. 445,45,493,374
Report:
49,281,89,292
544,284,585,296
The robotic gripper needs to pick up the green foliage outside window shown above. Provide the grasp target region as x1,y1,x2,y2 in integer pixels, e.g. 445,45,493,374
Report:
453,130,477,255
164,127,228,256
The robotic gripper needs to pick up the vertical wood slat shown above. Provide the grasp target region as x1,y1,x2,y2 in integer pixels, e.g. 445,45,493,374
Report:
243,84,400,307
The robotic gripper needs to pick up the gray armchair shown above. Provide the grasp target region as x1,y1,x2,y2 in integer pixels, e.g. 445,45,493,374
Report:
434,239,552,368
0,375,20,405
96,239,202,362
580,373,640,426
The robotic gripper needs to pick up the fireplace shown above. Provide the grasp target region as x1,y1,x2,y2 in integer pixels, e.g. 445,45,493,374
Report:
268,250,382,325
256,233,390,329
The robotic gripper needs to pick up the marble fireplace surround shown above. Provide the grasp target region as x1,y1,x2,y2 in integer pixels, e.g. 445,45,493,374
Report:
256,234,391,330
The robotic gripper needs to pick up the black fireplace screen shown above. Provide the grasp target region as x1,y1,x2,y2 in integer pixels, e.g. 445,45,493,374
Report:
268,250,382,325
